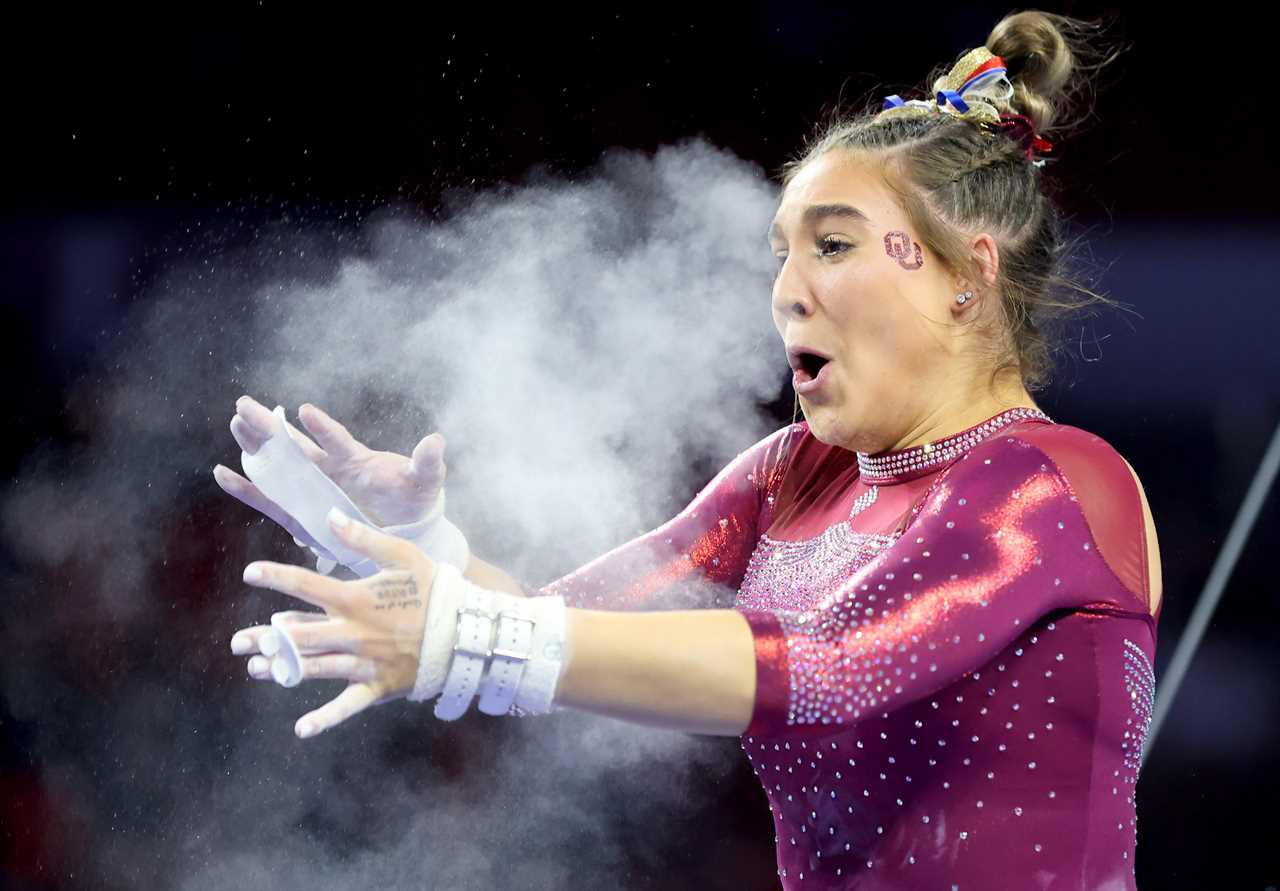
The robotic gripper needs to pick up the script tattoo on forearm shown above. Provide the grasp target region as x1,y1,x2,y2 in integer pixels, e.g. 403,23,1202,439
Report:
369,573,423,611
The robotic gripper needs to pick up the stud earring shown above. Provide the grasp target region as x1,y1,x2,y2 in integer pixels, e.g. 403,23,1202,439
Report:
955,291,973,304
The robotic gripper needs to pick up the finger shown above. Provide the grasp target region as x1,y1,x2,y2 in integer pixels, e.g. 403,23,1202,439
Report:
243,561,352,612
326,508,424,571
279,616,361,654
230,624,272,655
247,654,273,680
270,609,330,624
213,465,325,550
236,395,291,443
230,414,267,456
295,683,379,739
236,396,327,465
298,403,364,462
297,654,379,683
407,432,447,489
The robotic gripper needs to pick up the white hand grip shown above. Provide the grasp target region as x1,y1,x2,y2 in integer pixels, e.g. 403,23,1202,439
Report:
240,405,380,576
263,611,329,688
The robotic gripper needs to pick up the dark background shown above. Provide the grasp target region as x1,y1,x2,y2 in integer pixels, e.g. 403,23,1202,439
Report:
4,2,1278,888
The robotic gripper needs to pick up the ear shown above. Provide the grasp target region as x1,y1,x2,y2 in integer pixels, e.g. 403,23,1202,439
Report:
950,233,1001,312
970,233,1000,289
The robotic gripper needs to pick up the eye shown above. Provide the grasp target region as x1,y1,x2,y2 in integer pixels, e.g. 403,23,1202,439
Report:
818,236,852,257
772,236,853,274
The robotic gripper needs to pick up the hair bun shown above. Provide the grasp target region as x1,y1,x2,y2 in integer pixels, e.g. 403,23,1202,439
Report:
1002,51,1037,79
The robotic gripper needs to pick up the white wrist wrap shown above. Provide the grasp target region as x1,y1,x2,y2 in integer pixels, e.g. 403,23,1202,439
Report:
407,563,568,721
408,562,471,703
508,594,570,717
240,405,471,575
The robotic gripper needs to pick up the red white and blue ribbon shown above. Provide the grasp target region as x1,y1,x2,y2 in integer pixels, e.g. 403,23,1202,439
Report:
881,52,1053,165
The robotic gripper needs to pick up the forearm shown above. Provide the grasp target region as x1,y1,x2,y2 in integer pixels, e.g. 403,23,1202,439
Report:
555,608,757,736
463,554,528,596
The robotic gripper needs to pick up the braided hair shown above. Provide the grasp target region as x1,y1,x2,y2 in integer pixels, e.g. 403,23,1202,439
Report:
776,9,1132,394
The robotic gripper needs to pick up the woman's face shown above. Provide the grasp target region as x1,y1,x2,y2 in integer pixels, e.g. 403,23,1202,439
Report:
768,150,978,454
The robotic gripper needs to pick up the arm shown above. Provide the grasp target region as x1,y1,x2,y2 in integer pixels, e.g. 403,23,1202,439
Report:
530,424,799,610
454,425,798,729
557,608,757,736
465,554,528,596
549,434,1150,739
460,425,799,603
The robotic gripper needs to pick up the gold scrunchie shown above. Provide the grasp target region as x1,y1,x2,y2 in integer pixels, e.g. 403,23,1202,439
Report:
875,47,1015,129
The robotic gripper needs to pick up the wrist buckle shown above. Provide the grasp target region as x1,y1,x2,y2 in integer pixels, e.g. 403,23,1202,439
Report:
453,604,499,661
491,608,537,663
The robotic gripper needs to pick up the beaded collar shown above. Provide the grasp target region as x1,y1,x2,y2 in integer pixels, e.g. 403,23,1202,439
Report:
855,406,1054,485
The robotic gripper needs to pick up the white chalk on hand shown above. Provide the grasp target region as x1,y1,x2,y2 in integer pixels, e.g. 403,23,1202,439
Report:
239,406,382,577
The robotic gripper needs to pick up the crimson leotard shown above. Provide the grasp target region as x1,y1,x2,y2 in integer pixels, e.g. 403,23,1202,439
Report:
541,408,1161,890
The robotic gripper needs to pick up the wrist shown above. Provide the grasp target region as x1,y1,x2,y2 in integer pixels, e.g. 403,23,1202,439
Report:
408,564,568,720
379,489,471,572
378,488,446,538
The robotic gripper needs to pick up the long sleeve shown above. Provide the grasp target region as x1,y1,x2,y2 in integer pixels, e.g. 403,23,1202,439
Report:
738,431,1153,740
539,424,802,611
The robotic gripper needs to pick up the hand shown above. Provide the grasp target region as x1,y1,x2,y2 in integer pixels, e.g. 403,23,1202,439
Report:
231,508,438,739
213,396,446,548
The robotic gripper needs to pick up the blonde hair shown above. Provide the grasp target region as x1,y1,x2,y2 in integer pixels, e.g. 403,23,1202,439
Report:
777,10,1135,394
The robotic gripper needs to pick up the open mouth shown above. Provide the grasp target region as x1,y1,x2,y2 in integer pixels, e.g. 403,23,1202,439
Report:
786,344,836,397
796,352,830,382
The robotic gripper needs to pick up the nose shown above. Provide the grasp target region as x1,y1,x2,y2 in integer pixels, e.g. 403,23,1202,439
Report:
771,257,815,321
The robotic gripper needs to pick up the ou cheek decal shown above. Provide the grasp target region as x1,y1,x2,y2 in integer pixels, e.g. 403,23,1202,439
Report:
884,230,924,270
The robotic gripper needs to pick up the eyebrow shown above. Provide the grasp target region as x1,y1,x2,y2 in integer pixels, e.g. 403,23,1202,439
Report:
767,203,872,242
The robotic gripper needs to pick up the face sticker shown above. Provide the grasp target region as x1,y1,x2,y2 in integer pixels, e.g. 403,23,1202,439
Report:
884,230,924,270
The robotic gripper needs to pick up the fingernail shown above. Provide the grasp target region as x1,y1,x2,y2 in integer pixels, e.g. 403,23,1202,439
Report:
243,564,263,582
297,721,316,739
230,633,250,654
328,507,349,528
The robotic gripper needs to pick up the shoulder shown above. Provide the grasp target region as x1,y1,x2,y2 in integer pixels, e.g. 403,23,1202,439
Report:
1008,419,1127,466
954,419,1135,489
711,421,809,492
736,420,811,470
961,420,1161,615
1006,422,1149,524
745,420,809,461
